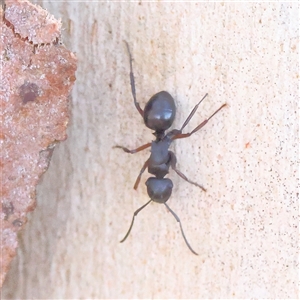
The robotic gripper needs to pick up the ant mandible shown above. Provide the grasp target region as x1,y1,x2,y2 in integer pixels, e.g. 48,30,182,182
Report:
115,41,226,255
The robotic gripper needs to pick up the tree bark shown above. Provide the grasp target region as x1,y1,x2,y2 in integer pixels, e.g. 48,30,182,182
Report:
2,1,298,298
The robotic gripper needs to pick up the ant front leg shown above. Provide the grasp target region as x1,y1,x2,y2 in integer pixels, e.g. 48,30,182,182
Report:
124,41,144,118
114,142,151,154
169,151,206,192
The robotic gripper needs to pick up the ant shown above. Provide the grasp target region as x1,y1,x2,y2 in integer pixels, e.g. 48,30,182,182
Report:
115,42,226,255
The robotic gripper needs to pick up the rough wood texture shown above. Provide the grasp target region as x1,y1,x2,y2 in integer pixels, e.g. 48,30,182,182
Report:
2,2,298,298
0,0,77,287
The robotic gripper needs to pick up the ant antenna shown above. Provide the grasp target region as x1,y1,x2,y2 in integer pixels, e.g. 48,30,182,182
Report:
164,203,199,255
120,199,152,243
120,200,198,255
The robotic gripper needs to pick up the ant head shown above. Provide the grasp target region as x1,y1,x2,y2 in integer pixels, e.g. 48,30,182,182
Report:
143,91,176,132
145,177,173,203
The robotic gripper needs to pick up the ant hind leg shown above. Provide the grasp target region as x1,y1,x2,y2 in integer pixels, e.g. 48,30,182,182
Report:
124,41,144,118
173,103,227,141
114,142,151,154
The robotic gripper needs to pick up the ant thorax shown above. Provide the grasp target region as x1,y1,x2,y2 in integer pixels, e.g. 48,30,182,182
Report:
149,136,172,165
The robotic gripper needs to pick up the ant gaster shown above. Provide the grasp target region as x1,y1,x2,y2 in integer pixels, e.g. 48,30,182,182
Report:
115,42,226,255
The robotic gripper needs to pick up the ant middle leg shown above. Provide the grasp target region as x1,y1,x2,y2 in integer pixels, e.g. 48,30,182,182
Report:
133,158,150,190
124,41,144,118
114,142,151,154
169,151,206,192
173,103,227,141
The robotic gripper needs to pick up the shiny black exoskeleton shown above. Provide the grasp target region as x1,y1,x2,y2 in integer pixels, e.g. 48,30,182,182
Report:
115,42,226,255
143,91,176,133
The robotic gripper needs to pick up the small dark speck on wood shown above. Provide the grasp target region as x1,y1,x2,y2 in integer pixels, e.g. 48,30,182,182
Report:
19,82,39,104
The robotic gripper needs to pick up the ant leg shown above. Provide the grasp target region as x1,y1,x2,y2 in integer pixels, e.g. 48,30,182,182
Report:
173,103,226,140
169,151,206,192
164,203,198,255
120,199,152,243
133,158,150,190
124,41,144,118
180,93,208,132
114,142,151,154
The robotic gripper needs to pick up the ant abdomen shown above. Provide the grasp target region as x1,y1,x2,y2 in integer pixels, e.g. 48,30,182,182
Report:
145,177,173,203
143,91,176,132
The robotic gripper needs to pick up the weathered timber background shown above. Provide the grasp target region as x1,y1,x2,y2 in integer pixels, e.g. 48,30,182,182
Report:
2,1,298,299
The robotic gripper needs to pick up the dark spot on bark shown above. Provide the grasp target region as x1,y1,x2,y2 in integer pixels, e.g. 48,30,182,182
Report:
19,82,39,104
2,201,14,219
13,219,23,227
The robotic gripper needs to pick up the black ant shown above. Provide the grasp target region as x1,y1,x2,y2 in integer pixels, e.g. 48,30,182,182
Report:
115,42,226,255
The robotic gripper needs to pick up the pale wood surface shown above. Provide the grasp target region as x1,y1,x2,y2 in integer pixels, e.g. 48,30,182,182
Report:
2,1,298,299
